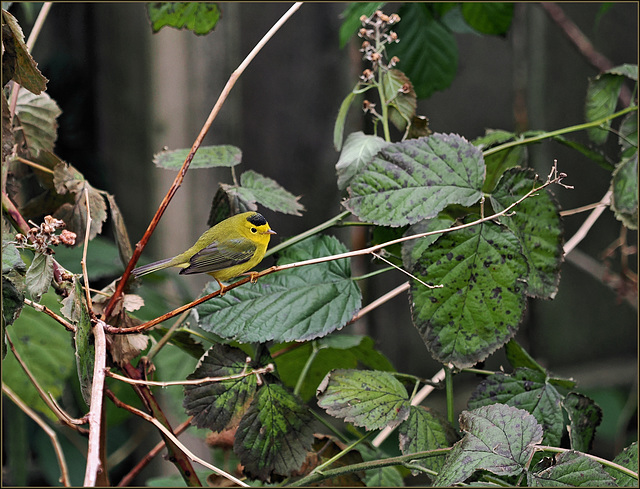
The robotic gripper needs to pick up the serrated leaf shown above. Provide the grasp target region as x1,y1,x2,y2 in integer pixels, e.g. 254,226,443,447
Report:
504,339,546,374
334,90,358,152
610,153,638,229
105,193,133,265
2,240,26,275
605,63,638,81
585,73,624,144
52,164,108,240
562,392,602,453
183,344,258,431
152,145,242,170
234,170,304,216
474,129,528,192
382,69,417,132
1,9,48,94
619,112,637,158
461,3,514,35
2,290,75,420
316,369,410,431
410,218,527,369
338,2,385,49
336,131,390,190
234,383,314,479
273,335,394,402
70,276,94,406
528,450,617,487
386,3,458,99
468,368,564,446
434,404,543,486
195,235,361,343
14,90,61,155
398,406,459,476
25,252,53,302
490,168,564,298
345,133,485,226
147,2,221,35
207,184,254,227
606,441,638,487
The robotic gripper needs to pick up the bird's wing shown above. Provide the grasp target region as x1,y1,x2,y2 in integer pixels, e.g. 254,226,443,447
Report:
178,238,256,275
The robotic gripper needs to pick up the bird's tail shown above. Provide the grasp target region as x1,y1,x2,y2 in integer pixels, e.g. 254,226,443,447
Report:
132,257,175,277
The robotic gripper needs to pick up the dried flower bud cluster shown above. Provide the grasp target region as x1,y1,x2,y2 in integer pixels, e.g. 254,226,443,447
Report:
14,215,76,254
358,10,401,81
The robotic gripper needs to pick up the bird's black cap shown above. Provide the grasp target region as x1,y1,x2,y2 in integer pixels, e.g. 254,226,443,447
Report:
247,213,267,226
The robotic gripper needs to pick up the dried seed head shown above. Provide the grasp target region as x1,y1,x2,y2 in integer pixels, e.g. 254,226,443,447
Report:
60,230,77,246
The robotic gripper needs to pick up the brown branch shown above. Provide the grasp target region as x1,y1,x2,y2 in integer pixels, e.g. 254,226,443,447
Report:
540,3,632,106
103,2,303,320
23,298,76,333
116,418,192,487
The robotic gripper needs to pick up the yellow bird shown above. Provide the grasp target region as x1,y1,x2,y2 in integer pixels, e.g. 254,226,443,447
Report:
132,212,276,291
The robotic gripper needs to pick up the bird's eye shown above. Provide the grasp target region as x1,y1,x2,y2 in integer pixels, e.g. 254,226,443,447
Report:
251,227,257,234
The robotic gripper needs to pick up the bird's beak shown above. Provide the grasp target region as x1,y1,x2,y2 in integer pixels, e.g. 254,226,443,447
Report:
265,229,277,235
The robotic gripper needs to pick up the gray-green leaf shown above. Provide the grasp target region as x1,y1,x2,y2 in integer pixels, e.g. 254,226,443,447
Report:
195,235,361,343
147,3,221,35
336,131,389,190
610,153,638,230
25,252,54,302
317,369,410,431
345,133,485,227
153,145,242,170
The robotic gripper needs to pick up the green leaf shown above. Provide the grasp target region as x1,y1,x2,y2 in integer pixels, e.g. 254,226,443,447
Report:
585,73,624,144
490,168,564,298
316,369,410,431
401,215,456,271
606,441,638,487
183,344,258,432
234,383,314,479
618,112,637,159
2,290,75,421
528,450,617,486
69,276,94,406
195,235,361,343
387,3,458,99
234,170,304,216
474,129,528,192
610,153,638,229
398,406,459,476
336,131,390,190
605,63,638,80
152,145,242,170
147,2,221,35
410,218,527,369
562,392,602,453
273,335,394,402
333,90,358,151
52,163,108,241
461,3,514,35
1,9,48,94
504,339,546,374
344,133,485,227
14,90,61,155
206,184,253,227
381,69,417,132
434,404,543,486
338,2,385,48
25,252,53,302
468,368,564,446
357,444,405,486
2,239,26,275
105,193,133,266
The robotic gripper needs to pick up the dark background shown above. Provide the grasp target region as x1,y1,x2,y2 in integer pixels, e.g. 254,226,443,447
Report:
10,1,638,470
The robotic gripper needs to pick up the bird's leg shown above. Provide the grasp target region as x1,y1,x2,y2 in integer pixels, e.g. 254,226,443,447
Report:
216,278,227,296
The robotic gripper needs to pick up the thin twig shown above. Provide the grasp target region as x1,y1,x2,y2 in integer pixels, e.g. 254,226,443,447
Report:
116,418,193,487
105,389,249,487
23,298,76,333
371,252,442,289
3,385,71,487
5,330,86,432
105,162,571,335
105,364,274,387
104,2,303,320
563,190,612,255
83,319,108,486
81,187,94,316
